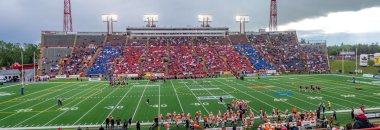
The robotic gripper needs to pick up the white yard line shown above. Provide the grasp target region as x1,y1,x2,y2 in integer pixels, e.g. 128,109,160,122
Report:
131,81,149,120
107,84,136,117
212,79,279,110
73,86,123,125
0,83,81,122
200,78,259,113
170,80,184,113
183,82,210,114
0,83,20,90
248,79,323,107
306,76,380,103
13,83,102,127
41,84,105,126
229,79,308,111
0,83,78,111
302,76,378,106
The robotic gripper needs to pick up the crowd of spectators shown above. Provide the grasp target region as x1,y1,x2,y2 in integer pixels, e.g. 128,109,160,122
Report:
87,46,122,75
235,45,277,71
62,46,97,75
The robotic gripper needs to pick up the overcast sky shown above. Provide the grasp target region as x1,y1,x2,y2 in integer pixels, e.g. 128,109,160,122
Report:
0,0,380,45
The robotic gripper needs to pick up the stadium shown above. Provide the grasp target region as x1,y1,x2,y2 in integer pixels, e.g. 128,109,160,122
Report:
0,0,380,130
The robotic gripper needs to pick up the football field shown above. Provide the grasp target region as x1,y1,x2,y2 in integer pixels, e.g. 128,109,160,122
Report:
0,74,380,129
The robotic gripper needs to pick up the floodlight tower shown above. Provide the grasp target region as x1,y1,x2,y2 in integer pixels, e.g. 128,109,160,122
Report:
236,16,250,34
144,15,158,27
198,15,213,27
63,0,73,32
102,14,118,34
269,0,278,31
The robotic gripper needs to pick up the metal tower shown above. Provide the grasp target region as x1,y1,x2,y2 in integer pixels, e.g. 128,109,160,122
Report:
63,0,73,32
269,0,277,31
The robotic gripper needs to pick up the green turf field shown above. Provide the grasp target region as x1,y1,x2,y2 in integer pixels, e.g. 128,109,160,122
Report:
0,74,380,129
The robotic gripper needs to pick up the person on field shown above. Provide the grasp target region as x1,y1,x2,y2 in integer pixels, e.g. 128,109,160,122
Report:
128,117,132,128
110,116,115,129
116,117,121,129
105,117,110,129
146,98,150,104
353,109,373,129
328,101,331,111
360,104,365,112
57,98,63,106
333,110,337,120
98,125,104,130
123,118,128,129
136,121,141,130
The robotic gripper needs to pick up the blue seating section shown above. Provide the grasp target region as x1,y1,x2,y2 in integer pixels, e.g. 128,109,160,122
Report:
234,45,277,70
87,46,121,75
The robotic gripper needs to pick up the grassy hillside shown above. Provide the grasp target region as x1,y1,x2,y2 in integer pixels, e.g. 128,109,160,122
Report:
330,60,380,74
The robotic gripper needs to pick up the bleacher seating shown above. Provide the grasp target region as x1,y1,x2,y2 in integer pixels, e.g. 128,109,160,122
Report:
235,45,276,70
39,32,329,77
43,35,75,47
301,44,329,72
141,38,168,73
105,34,126,46
215,45,253,72
250,33,306,72
76,35,106,46
62,46,97,75
229,35,249,44
87,46,121,75
41,47,73,76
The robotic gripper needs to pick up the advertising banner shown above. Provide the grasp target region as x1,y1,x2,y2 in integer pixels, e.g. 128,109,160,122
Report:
360,54,369,66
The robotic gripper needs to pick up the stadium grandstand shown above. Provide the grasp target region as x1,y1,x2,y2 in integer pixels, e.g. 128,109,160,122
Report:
37,29,329,78
2,1,380,130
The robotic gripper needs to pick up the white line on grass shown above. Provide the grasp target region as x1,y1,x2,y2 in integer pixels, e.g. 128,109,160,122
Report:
107,84,136,117
267,77,352,109
183,82,210,114
170,80,184,113
73,86,123,125
247,78,321,107
13,83,102,127
41,84,105,126
212,79,280,110
305,76,380,105
0,83,81,122
227,79,307,111
299,76,370,106
132,81,149,120
0,83,20,90
200,78,259,113
0,83,78,111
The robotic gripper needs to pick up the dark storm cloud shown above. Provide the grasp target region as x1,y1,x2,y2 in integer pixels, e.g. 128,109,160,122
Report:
0,0,379,44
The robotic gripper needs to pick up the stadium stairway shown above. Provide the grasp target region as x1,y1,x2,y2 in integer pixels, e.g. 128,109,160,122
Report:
83,47,103,76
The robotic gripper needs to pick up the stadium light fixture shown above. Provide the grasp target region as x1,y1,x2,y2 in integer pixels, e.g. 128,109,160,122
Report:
198,15,213,27
144,14,158,27
102,14,118,34
236,16,250,34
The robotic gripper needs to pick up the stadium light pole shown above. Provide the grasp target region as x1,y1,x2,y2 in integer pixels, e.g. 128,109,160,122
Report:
144,15,158,27
236,16,250,34
102,14,118,34
198,15,213,27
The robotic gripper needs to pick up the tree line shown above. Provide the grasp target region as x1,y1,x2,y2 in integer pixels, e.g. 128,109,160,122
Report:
328,43,380,56
0,40,39,67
